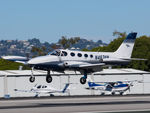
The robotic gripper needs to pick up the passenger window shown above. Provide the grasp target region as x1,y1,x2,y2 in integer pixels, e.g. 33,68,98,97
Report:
78,53,82,57
84,54,88,58
70,52,75,57
90,55,93,58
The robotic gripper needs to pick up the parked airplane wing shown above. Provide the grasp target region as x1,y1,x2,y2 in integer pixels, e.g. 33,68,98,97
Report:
14,89,34,93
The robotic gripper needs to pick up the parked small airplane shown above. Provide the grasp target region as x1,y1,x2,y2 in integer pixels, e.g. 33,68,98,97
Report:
3,32,144,84
14,83,70,97
86,78,141,95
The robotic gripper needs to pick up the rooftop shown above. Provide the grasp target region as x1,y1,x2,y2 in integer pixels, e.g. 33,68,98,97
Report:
0,68,149,77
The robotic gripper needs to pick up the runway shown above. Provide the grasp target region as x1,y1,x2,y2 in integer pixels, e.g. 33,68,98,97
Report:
0,95,150,113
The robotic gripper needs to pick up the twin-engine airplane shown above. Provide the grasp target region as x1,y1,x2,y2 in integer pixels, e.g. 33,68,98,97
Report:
2,32,142,84
14,83,70,97
86,78,141,95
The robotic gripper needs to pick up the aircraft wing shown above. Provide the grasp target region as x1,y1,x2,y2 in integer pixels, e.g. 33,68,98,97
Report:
66,61,105,69
1,56,29,64
58,61,105,72
15,61,28,64
77,63,105,68
14,89,34,93
85,87,105,90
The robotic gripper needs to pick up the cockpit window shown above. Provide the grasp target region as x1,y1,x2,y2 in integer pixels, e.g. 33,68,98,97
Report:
48,50,60,56
37,85,41,89
61,51,68,56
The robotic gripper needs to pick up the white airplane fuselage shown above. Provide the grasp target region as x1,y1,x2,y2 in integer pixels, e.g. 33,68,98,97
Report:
27,50,130,72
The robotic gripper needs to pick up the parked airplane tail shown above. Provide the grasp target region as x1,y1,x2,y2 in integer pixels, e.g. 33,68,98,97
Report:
87,77,94,87
114,32,137,59
62,83,69,93
87,78,102,87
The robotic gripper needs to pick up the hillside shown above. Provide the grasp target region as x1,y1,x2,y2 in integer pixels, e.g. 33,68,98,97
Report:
0,37,106,57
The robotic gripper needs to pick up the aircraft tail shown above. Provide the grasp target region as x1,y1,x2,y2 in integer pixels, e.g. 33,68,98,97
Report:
114,32,137,58
87,78,100,87
87,77,94,87
62,83,69,93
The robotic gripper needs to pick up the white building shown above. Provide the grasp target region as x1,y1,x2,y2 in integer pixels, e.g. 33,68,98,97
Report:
0,68,150,98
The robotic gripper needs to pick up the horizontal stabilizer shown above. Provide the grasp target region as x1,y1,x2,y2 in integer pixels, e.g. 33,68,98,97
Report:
120,58,147,61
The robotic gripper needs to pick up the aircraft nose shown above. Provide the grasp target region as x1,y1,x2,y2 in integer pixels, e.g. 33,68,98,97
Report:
27,56,46,65
27,59,35,65
27,55,59,65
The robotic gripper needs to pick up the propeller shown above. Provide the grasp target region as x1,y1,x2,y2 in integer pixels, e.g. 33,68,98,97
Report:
34,84,38,87
128,86,131,92
56,49,62,62
34,93,39,97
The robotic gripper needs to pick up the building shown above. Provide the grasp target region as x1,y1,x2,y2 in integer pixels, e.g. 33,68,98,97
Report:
0,68,150,98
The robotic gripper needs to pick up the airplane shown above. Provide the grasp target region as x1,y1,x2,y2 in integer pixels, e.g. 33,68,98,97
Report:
86,78,141,95
14,83,70,97
2,32,143,84
1,55,28,64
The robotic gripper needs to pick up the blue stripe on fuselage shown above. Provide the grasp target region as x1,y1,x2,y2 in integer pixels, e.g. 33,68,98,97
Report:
88,82,104,87
114,84,128,88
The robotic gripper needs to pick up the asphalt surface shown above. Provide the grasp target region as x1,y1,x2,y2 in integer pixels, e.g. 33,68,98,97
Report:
0,95,150,113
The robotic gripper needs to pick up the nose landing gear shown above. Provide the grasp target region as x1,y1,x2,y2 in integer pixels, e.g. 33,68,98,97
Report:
29,67,35,83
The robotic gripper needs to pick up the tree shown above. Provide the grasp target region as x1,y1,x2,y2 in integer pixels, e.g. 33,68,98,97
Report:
83,31,150,71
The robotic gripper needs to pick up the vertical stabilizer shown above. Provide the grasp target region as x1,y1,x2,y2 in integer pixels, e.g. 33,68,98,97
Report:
114,32,137,58
62,83,69,93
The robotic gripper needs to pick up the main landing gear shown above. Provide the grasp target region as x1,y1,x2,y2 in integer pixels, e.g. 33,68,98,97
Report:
29,76,35,82
80,71,87,84
46,70,52,83
29,67,53,83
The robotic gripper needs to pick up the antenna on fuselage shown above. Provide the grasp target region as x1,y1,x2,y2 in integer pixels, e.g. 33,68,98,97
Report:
96,48,102,55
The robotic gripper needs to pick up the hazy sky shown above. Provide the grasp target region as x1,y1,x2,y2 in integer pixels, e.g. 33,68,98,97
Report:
0,0,150,43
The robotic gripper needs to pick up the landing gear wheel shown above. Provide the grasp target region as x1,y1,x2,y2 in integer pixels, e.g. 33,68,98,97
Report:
101,92,105,95
50,94,54,97
112,92,115,95
29,76,35,83
80,77,86,84
46,76,52,83
120,92,124,95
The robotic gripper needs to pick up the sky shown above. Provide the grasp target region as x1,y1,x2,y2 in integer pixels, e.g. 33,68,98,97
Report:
0,0,150,43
